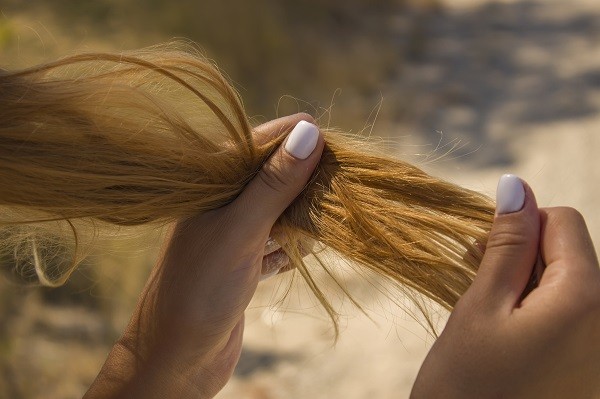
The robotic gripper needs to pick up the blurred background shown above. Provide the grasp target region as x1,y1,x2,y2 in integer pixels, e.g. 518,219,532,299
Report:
1,0,599,397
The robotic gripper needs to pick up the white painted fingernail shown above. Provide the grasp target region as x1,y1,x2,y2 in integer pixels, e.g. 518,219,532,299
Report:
284,120,319,160
496,174,525,214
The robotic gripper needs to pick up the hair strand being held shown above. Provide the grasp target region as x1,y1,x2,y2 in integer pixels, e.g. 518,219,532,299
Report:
0,42,495,334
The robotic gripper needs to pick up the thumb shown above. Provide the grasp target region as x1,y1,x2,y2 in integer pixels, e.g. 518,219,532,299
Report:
230,119,324,233
470,174,541,310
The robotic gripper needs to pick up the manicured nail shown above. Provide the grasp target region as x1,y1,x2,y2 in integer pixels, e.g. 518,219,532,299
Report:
284,120,319,160
496,174,525,214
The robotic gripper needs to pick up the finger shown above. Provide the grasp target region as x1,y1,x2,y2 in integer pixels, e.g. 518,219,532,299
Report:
260,249,290,280
539,207,599,271
252,113,316,146
230,118,324,234
519,253,545,301
260,237,316,280
264,236,282,256
469,174,541,310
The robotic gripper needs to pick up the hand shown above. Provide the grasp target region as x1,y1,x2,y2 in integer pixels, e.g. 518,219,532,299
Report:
411,175,600,398
85,113,324,398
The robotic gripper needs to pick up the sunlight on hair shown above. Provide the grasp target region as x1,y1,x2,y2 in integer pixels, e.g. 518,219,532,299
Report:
0,41,495,336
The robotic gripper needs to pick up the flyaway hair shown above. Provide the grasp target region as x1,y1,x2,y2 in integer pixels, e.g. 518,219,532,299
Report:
0,43,494,332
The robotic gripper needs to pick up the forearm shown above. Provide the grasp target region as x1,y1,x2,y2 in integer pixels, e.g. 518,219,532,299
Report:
84,336,220,399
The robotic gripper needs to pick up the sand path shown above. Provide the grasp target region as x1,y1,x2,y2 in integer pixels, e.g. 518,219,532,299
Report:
218,1,600,397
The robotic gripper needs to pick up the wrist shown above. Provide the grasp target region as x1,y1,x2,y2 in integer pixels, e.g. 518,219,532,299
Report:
85,315,244,399
85,333,227,399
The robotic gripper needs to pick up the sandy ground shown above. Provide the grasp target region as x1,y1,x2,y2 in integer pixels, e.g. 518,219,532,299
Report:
218,1,600,397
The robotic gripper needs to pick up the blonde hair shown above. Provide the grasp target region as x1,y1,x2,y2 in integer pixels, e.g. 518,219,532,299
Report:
0,43,494,332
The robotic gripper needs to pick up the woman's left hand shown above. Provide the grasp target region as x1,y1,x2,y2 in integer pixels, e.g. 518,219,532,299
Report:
85,113,323,399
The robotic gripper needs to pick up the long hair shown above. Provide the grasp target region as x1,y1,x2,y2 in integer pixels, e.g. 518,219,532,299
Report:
0,43,494,332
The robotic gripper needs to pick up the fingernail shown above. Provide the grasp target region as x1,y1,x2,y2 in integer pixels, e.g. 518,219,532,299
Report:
496,174,525,214
284,120,319,160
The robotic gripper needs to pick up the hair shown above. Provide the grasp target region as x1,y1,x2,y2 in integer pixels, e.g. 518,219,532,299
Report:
0,42,494,334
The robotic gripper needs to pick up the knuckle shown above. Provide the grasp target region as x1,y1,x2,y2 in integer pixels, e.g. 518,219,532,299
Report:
486,226,530,251
545,206,588,233
449,296,488,333
548,206,584,224
257,157,292,193
454,286,496,319
555,206,585,224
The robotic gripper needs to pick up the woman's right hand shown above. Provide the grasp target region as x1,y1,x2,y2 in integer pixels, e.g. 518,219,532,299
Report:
412,175,600,398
